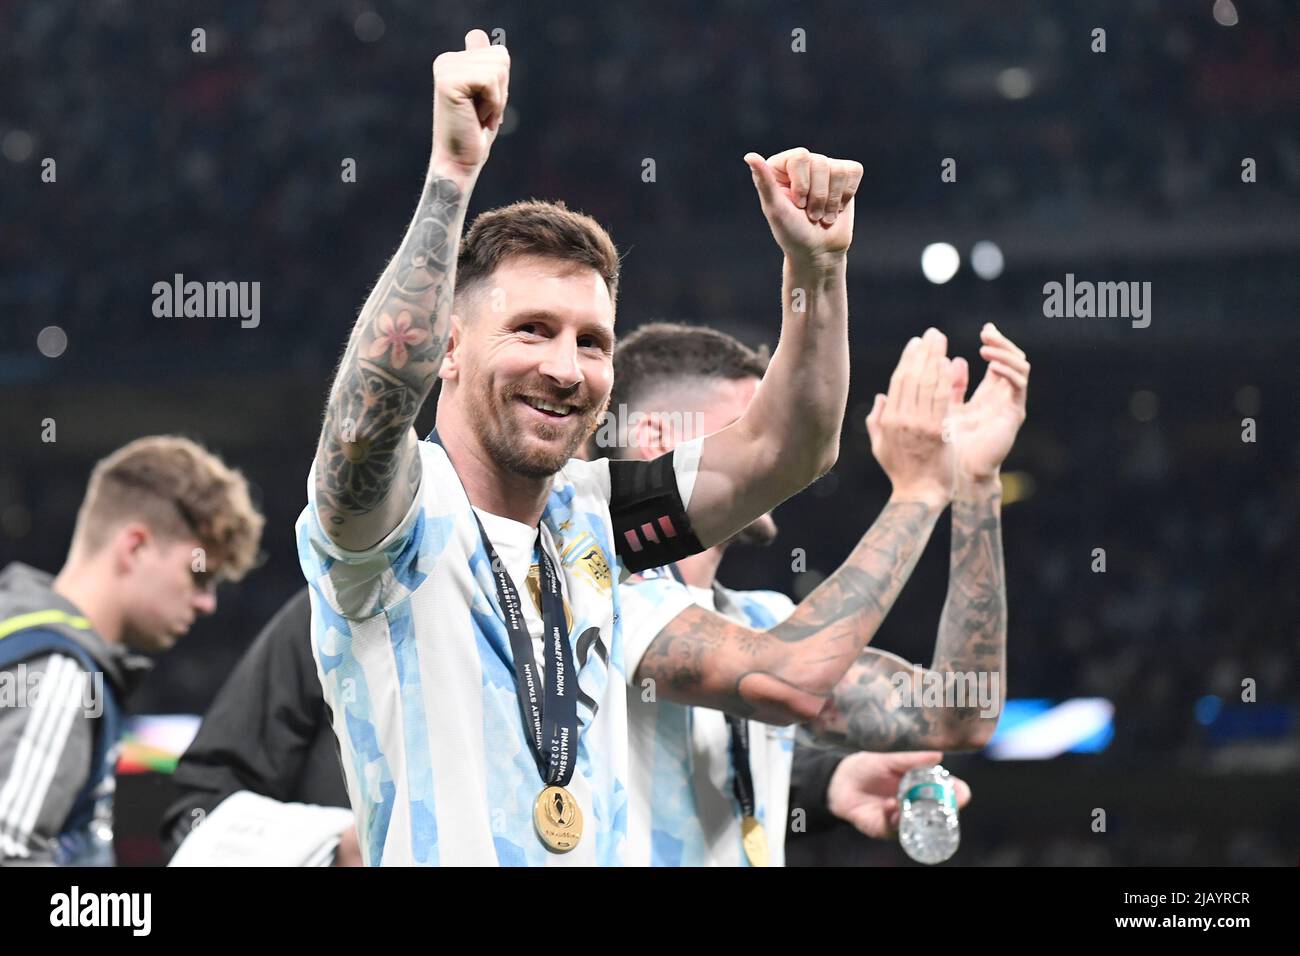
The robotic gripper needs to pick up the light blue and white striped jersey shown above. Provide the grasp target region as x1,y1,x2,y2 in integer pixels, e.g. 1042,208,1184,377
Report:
623,568,797,866
296,437,699,866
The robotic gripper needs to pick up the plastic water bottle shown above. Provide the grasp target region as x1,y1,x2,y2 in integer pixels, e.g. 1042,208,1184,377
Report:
898,764,960,864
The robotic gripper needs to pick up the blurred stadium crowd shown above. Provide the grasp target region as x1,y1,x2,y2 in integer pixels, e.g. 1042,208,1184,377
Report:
3,0,1298,864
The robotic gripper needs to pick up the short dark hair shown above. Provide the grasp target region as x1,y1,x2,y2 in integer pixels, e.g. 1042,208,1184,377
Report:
598,322,769,457
454,199,621,307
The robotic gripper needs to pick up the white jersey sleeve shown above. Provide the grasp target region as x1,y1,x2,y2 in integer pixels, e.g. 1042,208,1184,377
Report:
671,436,702,512
617,566,697,686
298,441,434,621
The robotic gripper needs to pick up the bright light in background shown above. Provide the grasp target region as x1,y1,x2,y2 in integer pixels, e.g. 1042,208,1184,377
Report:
996,67,1035,100
119,715,201,775
921,242,960,284
1213,0,1239,27
971,240,1004,280
986,698,1115,759
37,326,67,358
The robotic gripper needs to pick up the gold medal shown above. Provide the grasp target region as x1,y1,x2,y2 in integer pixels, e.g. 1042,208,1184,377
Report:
741,815,769,867
534,785,583,853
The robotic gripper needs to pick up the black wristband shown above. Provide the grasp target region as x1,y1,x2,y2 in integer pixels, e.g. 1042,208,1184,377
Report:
609,451,704,573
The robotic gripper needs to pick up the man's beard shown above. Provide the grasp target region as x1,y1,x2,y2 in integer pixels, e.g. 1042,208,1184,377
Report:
470,378,607,479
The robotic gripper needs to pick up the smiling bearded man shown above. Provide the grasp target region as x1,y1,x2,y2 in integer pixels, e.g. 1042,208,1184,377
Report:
297,29,869,866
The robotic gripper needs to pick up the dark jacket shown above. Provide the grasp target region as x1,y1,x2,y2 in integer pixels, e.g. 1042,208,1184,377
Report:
786,745,880,866
161,587,349,859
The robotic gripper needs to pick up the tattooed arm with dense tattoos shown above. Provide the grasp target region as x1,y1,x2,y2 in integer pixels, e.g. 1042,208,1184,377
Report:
314,30,510,551
807,324,1029,751
807,484,1006,750
635,329,960,724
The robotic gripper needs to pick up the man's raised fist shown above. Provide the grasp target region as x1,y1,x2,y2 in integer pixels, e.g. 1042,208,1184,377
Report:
745,148,863,264
432,29,511,177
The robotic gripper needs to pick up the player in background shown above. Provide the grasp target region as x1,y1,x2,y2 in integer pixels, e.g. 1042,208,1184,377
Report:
0,436,262,865
605,321,1027,864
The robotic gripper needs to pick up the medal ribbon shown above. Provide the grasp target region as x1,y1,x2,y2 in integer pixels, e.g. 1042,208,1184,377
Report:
428,428,578,789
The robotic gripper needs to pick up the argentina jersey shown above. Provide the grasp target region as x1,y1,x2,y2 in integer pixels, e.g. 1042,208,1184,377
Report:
623,569,797,866
296,436,701,866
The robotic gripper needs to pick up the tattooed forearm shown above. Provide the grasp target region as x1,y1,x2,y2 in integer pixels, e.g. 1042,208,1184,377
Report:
773,500,939,645
930,482,1006,731
930,486,1008,738
637,498,943,722
805,482,1006,751
315,174,468,545
807,651,937,751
